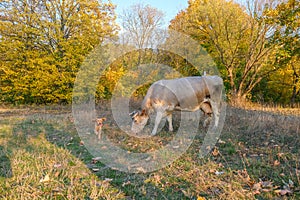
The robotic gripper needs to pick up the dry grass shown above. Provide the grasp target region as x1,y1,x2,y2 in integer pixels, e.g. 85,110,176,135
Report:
231,100,300,116
0,116,124,199
0,102,299,199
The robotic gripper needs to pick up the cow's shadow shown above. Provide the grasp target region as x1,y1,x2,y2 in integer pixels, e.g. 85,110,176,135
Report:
0,146,12,178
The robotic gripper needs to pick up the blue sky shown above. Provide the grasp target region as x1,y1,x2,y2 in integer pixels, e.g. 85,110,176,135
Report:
109,0,189,26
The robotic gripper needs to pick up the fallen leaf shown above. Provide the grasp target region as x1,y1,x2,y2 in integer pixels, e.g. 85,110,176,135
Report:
212,148,219,157
92,157,102,161
252,182,262,191
218,163,224,168
40,174,50,183
136,167,146,173
104,178,113,182
197,196,206,200
274,160,280,166
277,153,284,158
218,139,226,144
92,168,100,172
274,189,292,196
261,180,273,188
215,171,224,176
92,157,102,163
79,141,84,146
261,188,272,192
288,179,294,188
54,171,60,178
145,156,151,161
53,163,62,168
122,181,131,187
253,190,260,195
237,169,251,183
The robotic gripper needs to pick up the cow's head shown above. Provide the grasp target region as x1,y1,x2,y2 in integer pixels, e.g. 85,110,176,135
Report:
129,109,149,134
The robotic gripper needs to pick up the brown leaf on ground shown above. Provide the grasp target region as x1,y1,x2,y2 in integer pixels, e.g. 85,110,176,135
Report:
212,148,220,157
274,189,292,196
274,160,280,166
237,169,251,184
261,180,273,188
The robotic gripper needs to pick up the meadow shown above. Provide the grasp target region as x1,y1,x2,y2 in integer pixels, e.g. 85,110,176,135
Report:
0,102,299,199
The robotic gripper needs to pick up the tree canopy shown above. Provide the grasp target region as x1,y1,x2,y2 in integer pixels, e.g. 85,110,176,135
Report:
0,0,117,104
0,0,299,106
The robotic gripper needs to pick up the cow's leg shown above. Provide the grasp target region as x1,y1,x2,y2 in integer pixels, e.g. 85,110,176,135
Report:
210,101,220,127
166,114,173,132
151,111,163,136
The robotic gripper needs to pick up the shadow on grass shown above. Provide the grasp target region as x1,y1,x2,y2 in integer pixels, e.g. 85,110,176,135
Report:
3,114,191,199
2,106,299,199
0,146,12,178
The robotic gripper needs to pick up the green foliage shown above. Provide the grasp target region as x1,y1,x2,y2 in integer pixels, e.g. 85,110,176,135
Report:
0,0,118,104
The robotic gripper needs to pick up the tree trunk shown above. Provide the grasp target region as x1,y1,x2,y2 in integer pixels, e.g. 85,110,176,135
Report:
290,65,299,108
290,85,299,108
230,90,248,107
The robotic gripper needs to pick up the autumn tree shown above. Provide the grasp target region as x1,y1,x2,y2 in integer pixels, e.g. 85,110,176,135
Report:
170,0,279,104
92,3,166,99
259,0,300,105
0,0,117,104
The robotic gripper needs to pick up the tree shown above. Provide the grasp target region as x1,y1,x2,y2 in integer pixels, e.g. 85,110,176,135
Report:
120,3,165,49
170,0,279,104
263,0,300,105
0,0,117,104
95,3,211,100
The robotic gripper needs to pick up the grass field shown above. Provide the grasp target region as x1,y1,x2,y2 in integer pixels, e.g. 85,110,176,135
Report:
0,103,299,199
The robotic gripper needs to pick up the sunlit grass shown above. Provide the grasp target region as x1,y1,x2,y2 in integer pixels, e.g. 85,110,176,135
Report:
0,103,299,199
0,117,124,199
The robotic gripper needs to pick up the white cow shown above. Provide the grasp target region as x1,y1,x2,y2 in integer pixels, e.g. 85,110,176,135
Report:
130,76,223,135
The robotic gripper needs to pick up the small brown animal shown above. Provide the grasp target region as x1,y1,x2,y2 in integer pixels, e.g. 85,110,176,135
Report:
94,118,106,140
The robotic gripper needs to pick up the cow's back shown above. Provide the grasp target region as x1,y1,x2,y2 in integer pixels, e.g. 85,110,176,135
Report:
142,76,218,110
